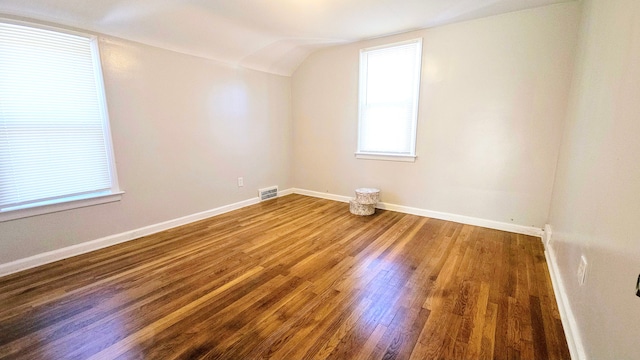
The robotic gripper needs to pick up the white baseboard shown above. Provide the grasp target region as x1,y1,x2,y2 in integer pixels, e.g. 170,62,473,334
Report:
0,191,293,277
292,188,352,203
278,188,294,196
377,202,543,237
291,188,543,237
0,188,543,277
543,225,587,360
544,223,553,247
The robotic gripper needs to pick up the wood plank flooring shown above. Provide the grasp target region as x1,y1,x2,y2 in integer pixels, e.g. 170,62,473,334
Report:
0,194,570,359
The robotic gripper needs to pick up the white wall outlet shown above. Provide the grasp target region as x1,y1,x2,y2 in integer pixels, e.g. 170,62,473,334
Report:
237,177,244,187
577,255,587,286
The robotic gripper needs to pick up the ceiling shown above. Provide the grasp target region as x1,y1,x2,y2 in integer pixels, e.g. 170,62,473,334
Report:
0,0,574,76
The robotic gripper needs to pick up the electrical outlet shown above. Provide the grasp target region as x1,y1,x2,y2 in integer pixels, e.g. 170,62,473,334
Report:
237,177,243,187
577,255,587,286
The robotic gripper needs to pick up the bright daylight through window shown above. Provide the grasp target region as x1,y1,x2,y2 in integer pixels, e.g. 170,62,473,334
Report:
356,38,422,161
0,20,121,221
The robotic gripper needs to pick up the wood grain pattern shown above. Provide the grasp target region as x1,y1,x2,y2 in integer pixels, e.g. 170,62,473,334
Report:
0,194,570,359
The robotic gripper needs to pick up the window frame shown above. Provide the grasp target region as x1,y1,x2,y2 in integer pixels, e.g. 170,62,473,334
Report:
0,19,123,222
355,38,423,162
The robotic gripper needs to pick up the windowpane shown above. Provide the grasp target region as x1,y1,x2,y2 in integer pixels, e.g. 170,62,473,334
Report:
366,44,419,104
357,39,422,158
0,21,118,214
360,105,412,153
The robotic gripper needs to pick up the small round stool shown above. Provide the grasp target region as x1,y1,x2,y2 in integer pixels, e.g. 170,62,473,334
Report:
350,188,380,216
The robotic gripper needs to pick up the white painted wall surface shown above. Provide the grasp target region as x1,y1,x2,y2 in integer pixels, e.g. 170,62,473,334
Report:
292,3,581,228
548,0,640,358
0,37,292,264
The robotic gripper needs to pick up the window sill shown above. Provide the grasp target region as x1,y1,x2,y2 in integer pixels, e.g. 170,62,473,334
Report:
355,152,417,162
0,191,124,222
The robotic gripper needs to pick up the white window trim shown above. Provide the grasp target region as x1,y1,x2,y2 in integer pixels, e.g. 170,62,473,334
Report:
0,19,123,222
354,152,416,162
356,38,423,162
0,191,124,222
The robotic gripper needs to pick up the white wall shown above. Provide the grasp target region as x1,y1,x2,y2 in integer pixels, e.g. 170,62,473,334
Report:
291,3,581,229
548,0,640,358
0,36,292,264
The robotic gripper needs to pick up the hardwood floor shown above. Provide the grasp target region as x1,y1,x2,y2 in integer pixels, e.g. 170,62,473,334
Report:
0,194,570,359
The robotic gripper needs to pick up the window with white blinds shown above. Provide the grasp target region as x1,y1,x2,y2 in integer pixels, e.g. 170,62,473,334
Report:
356,39,422,161
0,21,121,220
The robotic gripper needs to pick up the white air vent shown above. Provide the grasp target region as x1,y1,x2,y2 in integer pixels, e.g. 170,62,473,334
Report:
258,186,278,201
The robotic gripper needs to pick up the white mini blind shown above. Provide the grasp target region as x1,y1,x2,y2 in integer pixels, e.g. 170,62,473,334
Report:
358,39,422,157
0,22,115,211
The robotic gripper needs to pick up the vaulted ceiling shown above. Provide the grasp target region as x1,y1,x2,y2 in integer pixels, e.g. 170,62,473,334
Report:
0,0,575,76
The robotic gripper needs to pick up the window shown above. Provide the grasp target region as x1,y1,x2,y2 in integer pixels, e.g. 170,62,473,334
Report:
356,38,422,162
0,20,122,221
